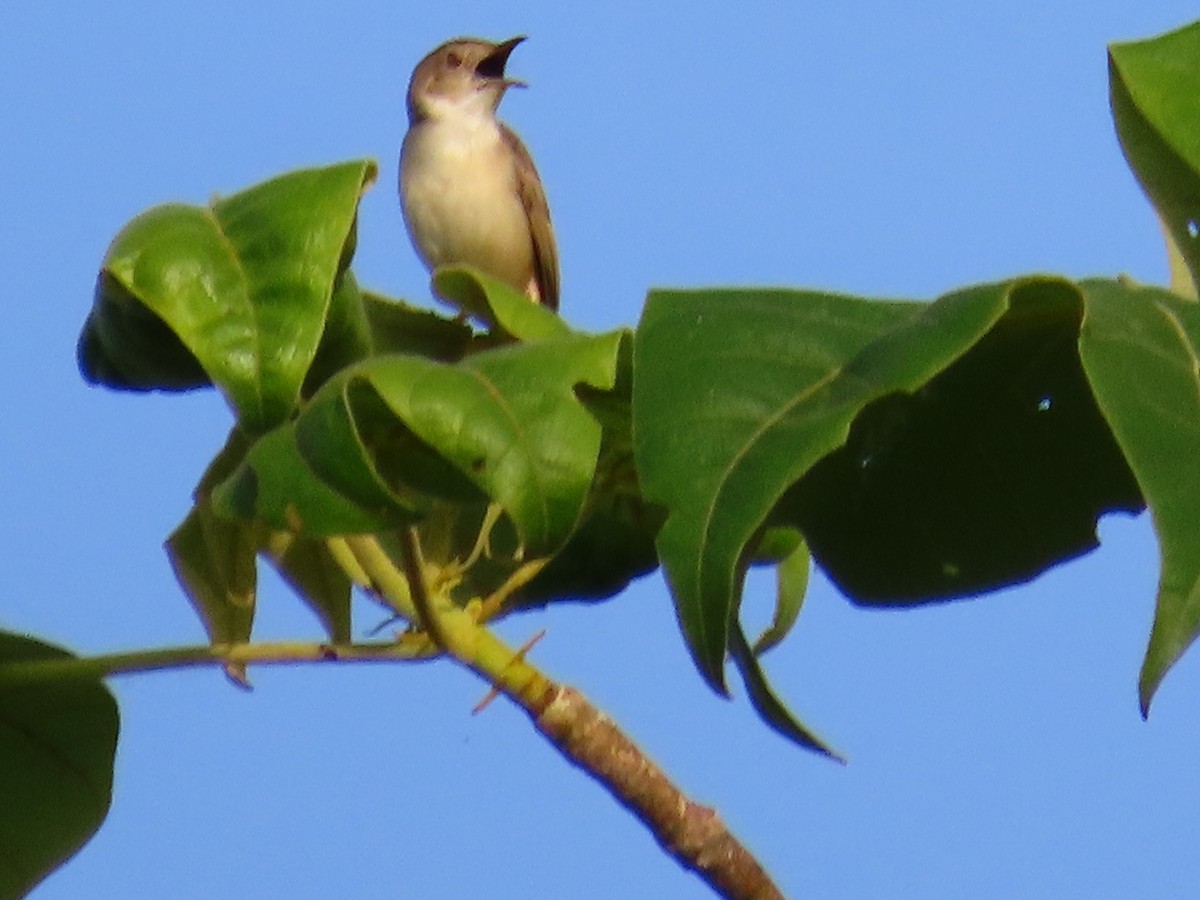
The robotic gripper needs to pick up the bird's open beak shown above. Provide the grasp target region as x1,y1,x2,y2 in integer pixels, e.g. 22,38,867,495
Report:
477,35,527,89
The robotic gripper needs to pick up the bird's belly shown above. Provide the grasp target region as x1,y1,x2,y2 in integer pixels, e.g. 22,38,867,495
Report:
401,132,534,291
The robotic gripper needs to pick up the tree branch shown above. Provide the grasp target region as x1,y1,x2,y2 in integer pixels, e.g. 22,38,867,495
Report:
374,530,787,899
534,685,785,900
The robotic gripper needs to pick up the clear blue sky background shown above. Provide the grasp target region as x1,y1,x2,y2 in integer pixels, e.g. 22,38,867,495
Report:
4,3,1199,897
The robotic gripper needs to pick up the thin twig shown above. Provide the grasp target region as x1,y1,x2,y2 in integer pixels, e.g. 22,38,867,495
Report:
0,639,434,688
397,526,450,650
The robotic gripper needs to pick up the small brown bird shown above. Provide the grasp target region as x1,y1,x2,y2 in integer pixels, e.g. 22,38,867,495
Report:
399,36,559,311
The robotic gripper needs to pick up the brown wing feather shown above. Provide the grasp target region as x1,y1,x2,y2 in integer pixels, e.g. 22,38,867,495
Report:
501,123,559,311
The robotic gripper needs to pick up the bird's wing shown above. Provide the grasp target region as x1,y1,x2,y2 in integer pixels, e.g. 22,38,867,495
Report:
502,123,559,310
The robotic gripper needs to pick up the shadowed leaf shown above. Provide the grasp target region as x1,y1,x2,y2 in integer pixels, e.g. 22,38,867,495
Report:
635,277,1147,749
166,506,258,648
0,633,119,898
728,623,842,761
634,283,1003,694
785,279,1141,605
263,534,353,642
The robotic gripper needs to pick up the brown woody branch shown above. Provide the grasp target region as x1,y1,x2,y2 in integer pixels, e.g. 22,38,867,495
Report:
534,685,785,900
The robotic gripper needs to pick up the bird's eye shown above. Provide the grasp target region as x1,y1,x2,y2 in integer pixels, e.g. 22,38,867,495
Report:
446,52,463,68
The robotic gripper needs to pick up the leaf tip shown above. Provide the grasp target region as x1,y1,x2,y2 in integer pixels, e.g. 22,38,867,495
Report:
224,662,253,690
1138,668,1160,720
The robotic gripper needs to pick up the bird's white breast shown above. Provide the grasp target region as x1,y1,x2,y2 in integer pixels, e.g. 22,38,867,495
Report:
400,114,534,290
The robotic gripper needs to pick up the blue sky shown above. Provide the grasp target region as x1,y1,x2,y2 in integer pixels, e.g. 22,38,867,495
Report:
4,3,1200,897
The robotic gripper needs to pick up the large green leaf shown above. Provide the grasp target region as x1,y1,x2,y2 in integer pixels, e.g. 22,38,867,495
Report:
1080,280,1200,713
1110,20,1200,296
635,277,1148,743
783,280,1141,604
634,283,1002,694
0,632,119,897
78,161,377,433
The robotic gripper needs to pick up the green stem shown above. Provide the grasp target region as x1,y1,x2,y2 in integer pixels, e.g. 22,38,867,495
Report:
396,526,450,649
388,527,553,712
343,534,418,621
326,536,373,587
0,639,433,688
475,556,548,623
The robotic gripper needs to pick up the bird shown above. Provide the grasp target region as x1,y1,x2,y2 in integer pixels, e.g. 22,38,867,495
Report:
399,36,559,311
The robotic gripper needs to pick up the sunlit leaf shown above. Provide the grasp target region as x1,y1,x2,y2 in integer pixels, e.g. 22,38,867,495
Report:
1080,279,1200,713
513,342,665,607
361,334,621,554
79,161,377,433
217,332,622,555
1110,20,1200,296
749,529,809,657
433,266,570,342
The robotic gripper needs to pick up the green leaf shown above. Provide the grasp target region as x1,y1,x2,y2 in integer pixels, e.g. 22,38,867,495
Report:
79,160,377,433
637,277,1147,746
0,632,119,897
513,340,666,607
263,534,353,642
362,289,473,361
166,429,259,651
174,429,355,642
166,504,258,647
433,266,571,342
364,334,622,554
784,279,1141,605
635,276,1150,703
213,420,418,536
634,284,997,692
749,529,810,657
1158,215,1199,301
727,623,842,762
301,270,375,397
1079,279,1200,713
217,332,623,554
1110,20,1200,296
